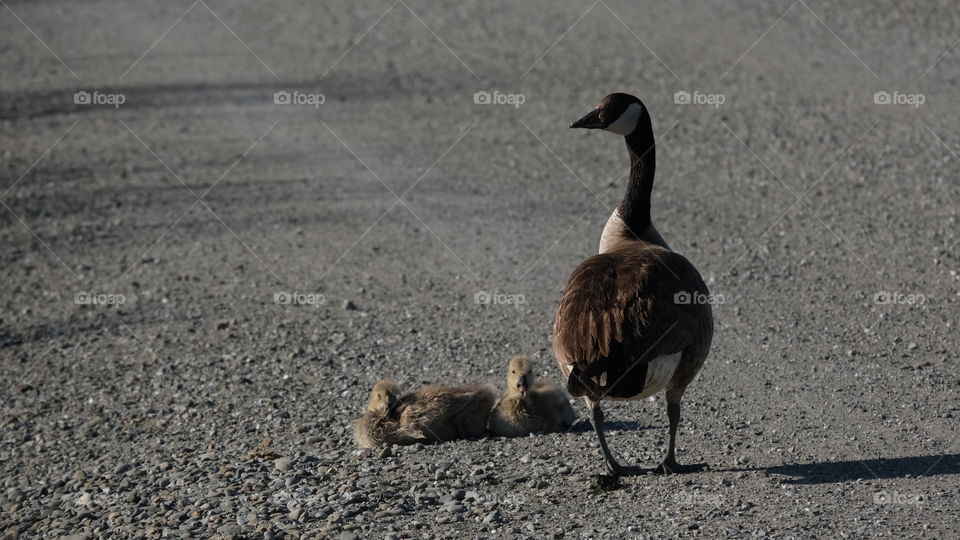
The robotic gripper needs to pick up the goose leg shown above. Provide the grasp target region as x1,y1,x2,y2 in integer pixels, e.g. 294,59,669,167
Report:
654,400,682,473
654,396,706,474
591,403,644,476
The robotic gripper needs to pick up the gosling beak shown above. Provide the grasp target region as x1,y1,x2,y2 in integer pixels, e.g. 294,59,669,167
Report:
517,375,529,397
570,109,603,129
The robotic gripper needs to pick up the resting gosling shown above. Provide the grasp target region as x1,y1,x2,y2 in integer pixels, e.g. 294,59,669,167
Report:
353,381,497,447
489,356,576,437
396,383,498,442
353,380,426,448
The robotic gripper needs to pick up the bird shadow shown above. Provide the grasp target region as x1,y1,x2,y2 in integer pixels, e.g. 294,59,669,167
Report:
726,453,960,485
566,419,659,433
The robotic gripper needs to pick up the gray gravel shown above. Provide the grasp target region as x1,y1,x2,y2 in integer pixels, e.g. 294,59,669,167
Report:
2,0,960,538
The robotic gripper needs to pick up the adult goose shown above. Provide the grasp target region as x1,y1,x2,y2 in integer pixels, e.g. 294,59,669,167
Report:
553,93,713,476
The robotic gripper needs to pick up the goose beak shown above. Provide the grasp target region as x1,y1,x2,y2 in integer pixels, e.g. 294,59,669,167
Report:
570,109,603,129
517,375,529,397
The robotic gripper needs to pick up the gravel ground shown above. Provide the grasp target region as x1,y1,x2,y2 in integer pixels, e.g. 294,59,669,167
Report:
2,0,960,538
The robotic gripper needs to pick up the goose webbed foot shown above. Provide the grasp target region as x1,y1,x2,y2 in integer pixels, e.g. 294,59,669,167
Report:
652,457,708,475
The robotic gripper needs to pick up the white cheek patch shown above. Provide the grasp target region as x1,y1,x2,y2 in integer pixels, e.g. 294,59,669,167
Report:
604,103,642,135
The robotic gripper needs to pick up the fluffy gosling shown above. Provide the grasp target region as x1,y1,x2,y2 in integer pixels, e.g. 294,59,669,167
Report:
489,356,576,437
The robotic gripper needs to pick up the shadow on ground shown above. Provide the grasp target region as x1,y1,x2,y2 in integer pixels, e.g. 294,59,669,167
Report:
566,419,659,433
733,454,960,484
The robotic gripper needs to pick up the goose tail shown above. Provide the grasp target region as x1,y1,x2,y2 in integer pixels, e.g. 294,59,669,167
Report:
566,363,603,399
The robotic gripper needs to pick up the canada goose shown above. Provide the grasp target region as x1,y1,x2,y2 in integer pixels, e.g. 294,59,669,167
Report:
489,356,577,437
553,93,714,476
353,380,497,448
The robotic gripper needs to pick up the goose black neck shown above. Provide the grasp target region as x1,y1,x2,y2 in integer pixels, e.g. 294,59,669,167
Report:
618,113,655,236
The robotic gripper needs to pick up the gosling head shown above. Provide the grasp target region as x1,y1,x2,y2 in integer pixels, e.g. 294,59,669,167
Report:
570,93,646,136
507,356,534,398
367,380,400,413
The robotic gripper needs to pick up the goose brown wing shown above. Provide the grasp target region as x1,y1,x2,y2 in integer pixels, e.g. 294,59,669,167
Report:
552,244,709,399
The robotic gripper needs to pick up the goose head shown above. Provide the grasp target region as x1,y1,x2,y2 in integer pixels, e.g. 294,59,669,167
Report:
570,93,646,136
506,355,534,398
367,380,400,413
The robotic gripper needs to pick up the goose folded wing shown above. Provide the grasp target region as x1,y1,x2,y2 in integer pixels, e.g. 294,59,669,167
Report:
553,246,708,399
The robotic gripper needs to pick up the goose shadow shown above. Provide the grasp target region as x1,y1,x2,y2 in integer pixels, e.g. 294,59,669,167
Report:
727,453,960,485
566,419,659,433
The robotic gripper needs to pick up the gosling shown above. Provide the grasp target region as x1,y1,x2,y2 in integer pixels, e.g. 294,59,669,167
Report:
397,383,498,442
489,356,576,437
353,380,497,447
353,380,425,448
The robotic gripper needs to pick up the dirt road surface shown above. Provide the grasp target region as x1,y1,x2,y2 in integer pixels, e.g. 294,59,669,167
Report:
2,1,959,538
